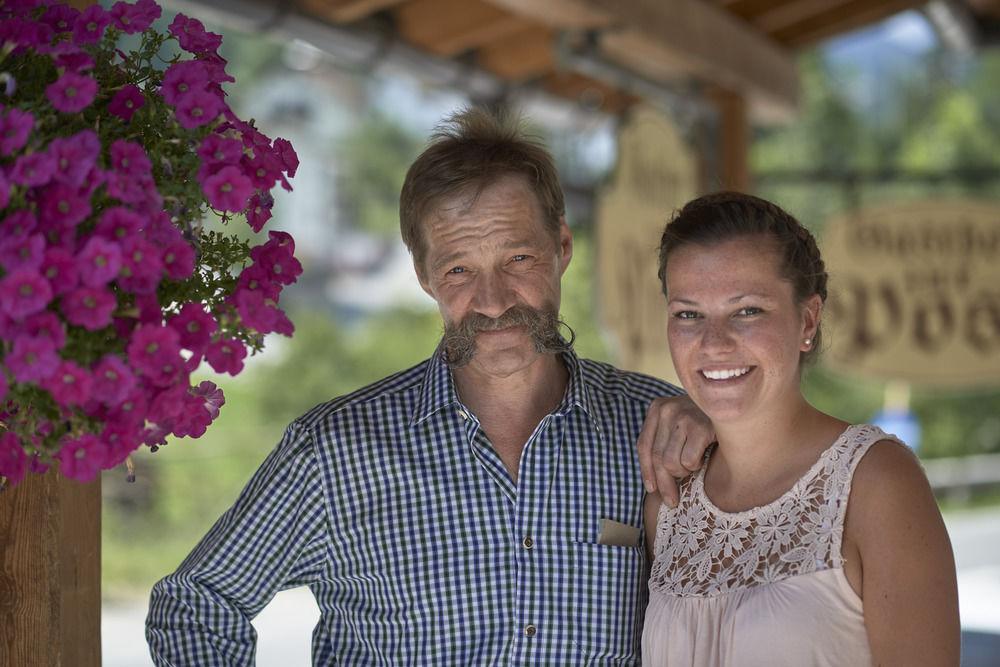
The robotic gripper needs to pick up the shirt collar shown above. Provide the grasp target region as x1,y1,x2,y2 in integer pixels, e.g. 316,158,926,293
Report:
410,341,596,426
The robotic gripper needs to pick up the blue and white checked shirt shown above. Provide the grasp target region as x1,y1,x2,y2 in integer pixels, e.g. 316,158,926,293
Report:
146,346,682,665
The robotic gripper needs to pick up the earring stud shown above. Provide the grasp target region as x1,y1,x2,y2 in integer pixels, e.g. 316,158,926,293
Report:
804,338,812,346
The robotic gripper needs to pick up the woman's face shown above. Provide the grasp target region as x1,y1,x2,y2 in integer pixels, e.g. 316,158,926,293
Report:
664,235,821,427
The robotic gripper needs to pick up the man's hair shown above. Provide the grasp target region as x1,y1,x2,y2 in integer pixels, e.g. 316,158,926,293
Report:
657,191,829,365
399,106,565,271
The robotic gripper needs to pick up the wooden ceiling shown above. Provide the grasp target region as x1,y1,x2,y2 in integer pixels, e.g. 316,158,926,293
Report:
291,0,1000,119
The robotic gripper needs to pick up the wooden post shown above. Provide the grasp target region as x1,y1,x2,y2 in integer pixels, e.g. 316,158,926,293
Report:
707,87,751,192
0,472,102,666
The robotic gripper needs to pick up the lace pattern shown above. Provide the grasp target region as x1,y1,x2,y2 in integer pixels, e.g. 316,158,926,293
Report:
648,424,899,598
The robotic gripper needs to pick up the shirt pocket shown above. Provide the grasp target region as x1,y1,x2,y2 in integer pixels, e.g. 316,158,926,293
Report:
568,540,644,664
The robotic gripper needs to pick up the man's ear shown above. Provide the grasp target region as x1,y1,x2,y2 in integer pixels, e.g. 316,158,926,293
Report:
414,257,434,298
558,217,573,276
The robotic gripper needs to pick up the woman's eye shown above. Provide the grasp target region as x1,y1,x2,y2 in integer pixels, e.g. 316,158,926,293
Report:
673,311,699,320
737,307,762,316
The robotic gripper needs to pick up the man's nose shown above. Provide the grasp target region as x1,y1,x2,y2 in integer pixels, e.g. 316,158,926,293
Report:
472,272,516,319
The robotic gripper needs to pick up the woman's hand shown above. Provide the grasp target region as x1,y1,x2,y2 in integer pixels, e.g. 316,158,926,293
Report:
637,395,715,508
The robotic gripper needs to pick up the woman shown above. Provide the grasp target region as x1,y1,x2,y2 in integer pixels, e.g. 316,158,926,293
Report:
642,192,960,666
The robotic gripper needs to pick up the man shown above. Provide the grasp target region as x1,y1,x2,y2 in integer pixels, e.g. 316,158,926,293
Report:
147,107,712,665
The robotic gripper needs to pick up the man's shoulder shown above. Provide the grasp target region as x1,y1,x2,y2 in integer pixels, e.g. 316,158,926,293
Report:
294,358,431,433
577,357,684,404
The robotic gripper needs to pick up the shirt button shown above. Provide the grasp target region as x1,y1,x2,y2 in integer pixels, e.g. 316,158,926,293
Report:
522,536,534,550
457,409,469,420
524,624,536,637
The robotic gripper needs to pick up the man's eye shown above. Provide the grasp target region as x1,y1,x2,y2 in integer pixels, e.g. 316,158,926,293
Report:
511,254,528,262
447,266,465,275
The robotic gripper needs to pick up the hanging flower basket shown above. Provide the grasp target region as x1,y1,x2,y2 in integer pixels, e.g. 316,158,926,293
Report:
0,0,301,487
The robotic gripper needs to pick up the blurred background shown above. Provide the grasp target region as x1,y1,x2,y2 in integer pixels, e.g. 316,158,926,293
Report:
98,0,1000,664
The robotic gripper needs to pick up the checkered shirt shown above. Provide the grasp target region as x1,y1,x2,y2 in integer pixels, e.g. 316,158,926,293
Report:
146,346,682,665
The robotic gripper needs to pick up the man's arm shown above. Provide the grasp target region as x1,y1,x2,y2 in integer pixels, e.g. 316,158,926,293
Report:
637,395,714,508
146,423,332,666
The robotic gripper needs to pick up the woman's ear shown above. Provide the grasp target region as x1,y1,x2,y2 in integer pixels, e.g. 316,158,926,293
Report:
801,294,823,351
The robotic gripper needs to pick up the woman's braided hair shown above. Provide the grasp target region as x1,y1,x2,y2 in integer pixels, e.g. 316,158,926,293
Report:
657,191,828,365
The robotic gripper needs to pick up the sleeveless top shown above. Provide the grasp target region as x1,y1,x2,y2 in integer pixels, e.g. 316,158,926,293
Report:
643,424,905,666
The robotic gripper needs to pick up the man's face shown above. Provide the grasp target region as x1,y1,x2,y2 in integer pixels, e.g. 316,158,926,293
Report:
416,174,573,379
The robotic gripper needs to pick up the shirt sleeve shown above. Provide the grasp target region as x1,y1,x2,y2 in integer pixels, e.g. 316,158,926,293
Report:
145,421,332,666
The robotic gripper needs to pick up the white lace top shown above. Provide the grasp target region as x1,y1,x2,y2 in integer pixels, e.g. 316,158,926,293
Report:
643,424,903,666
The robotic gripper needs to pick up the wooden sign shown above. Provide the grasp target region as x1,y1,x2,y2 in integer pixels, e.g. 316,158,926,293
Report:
596,105,698,384
822,200,1000,388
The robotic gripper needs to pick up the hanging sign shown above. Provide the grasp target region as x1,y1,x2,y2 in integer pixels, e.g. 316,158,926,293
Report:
822,199,1000,388
596,105,698,384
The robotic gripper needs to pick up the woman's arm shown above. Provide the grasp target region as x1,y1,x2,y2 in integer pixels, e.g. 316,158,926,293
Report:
844,440,960,666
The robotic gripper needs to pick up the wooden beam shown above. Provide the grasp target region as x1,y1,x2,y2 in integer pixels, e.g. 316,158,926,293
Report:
395,0,531,57
968,0,1000,19
0,473,101,666
584,0,799,121
297,0,408,23
543,71,638,114
706,86,751,191
738,0,867,34
772,0,926,48
478,25,554,81
482,0,613,29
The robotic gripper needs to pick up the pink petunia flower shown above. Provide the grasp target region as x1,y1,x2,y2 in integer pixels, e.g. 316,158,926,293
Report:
241,151,282,191
109,0,161,34
49,130,101,188
234,288,294,336
197,133,243,167
54,50,95,73
202,165,252,212
108,84,145,122
101,422,142,468
199,53,235,85
0,432,28,487
46,72,99,113
107,388,148,429
168,302,218,355
0,17,52,51
40,247,80,296
6,335,60,383
91,355,137,407
245,192,273,232
72,4,111,44
204,336,247,375
10,151,57,187
0,269,53,320
20,311,67,350
108,139,152,174
141,211,184,248
126,324,185,387
272,138,299,178
160,60,209,105
0,233,45,273
174,89,223,129
0,107,34,156
161,241,196,281
37,183,91,228
117,237,164,294
169,14,223,54
42,361,93,407
250,232,302,286
0,173,8,210
56,434,106,482
77,236,123,287
94,206,143,242
40,4,81,33
234,265,280,301
61,286,117,330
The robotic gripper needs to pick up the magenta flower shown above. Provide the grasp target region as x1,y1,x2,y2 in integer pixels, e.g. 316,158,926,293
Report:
117,237,163,294
235,265,280,301
21,311,67,350
6,335,60,383
205,336,247,375
160,60,209,105
54,50,96,73
0,173,9,210
40,247,79,296
77,236,123,287
49,130,101,188
169,14,223,54
251,234,302,286
200,53,235,85
162,241,196,281
0,17,52,51
0,233,45,273
242,151,282,191
198,133,243,167
169,302,218,354
92,355,137,407
37,183,91,228
0,432,28,487
42,361,93,407
234,288,294,336
107,388,148,429
193,380,225,421
108,139,152,174
202,165,253,212
72,5,111,45
61,286,117,330
46,72,98,113
109,0,161,34
11,151,56,187
94,206,143,242
273,138,299,178
40,5,81,33
126,324,185,387
102,422,142,468
56,434,106,482
0,107,34,156
0,269,53,320
174,89,223,129
246,193,273,232
108,84,145,122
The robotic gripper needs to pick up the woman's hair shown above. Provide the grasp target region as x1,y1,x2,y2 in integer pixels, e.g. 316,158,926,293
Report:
657,191,828,365
399,106,565,272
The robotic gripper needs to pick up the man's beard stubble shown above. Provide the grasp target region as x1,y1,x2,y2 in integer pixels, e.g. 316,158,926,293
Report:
442,304,573,368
